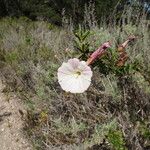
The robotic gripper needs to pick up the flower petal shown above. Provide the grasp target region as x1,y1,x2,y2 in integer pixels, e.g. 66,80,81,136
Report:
57,58,93,93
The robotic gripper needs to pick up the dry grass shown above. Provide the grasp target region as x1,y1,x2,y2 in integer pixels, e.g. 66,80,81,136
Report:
0,14,150,150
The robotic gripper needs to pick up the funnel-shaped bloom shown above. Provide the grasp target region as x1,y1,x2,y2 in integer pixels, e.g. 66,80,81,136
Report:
86,41,111,65
58,58,93,93
116,35,136,66
117,35,136,52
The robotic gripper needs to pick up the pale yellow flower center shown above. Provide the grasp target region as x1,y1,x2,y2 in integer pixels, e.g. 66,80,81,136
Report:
73,71,81,78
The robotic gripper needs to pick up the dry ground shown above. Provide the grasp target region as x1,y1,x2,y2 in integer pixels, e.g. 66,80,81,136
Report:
0,80,33,150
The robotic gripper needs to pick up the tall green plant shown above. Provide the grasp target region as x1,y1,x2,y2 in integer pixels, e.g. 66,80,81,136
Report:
73,27,90,60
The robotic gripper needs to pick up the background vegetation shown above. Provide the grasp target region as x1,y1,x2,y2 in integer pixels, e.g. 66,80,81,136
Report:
0,0,150,150
0,0,150,25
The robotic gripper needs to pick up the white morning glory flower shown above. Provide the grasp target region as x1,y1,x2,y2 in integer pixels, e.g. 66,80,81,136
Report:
57,58,93,93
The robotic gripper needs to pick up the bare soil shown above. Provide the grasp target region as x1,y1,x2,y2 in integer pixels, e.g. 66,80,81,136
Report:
0,80,33,150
